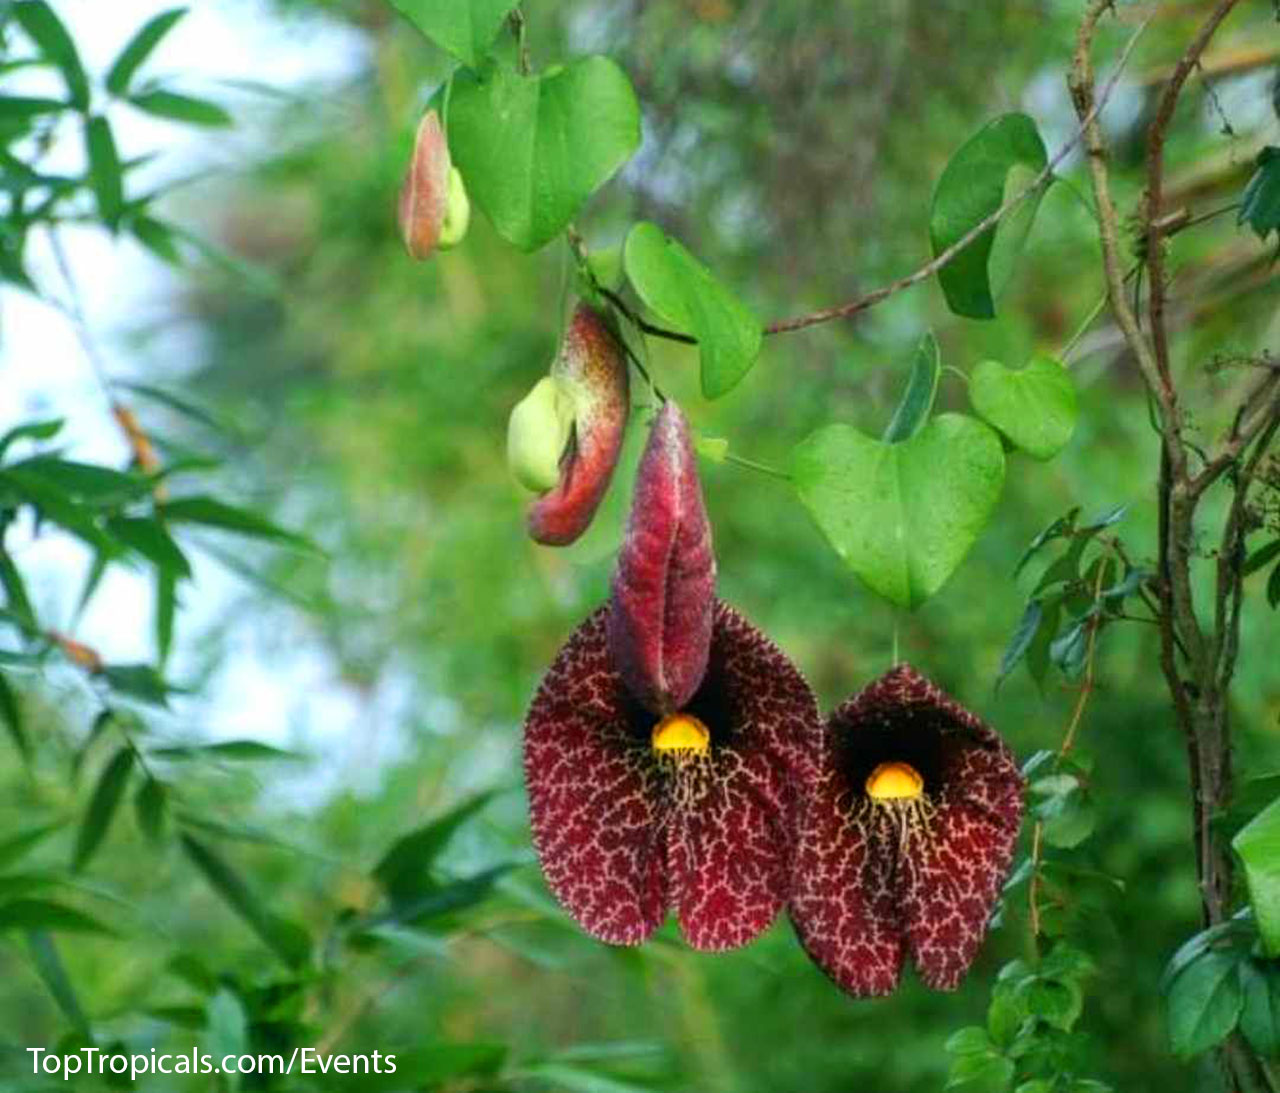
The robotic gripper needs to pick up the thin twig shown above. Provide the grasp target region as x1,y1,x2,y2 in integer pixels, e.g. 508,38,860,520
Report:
764,15,1151,337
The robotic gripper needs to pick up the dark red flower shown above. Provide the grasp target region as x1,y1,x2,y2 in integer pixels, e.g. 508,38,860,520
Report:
523,403,821,950
788,665,1024,996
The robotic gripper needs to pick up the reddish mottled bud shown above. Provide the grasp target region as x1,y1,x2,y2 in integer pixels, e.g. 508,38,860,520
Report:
528,305,630,546
398,110,468,260
608,402,716,715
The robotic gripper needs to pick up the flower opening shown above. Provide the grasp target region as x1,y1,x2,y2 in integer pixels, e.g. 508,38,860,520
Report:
789,664,1024,998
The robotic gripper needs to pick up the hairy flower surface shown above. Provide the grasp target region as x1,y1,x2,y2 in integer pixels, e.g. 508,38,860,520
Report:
789,664,1024,996
524,403,820,949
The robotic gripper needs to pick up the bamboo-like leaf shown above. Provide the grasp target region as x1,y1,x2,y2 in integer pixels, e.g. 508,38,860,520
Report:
180,835,310,968
73,747,135,871
106,8,187,96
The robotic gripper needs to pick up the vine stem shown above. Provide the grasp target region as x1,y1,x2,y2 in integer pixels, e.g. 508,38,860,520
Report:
1028,550,1109,942
762,13,1151,337
1071,1,1277,1088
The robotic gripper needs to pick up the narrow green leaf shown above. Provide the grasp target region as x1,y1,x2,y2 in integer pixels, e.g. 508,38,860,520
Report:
84,116,125,227
386,0,517,66
180,835,310,968
130,214,183,265
25,931,91,1038
791,414,1006,609
101,664,178,708
128,89,232,127
624,221,762,399
0,94,69,118
151,740,302,762
0,417,63,459
361,865,513,933
1244,539,1280,578
0,547,37,630
155,568,176,666
883,332,941,443
373,792,495,903
930,113,1049,319
106,8,187,96
160,495,316,551
135,776,166,843
13,1,89,110
104,516,192,579
997,599,1042,689
5,456,150,505
115,381,236,436
0,670,28,759
0,898,112,935
0,821,61,869
71,554,109,626
447,57,641,252
1165,950,1245,1060
1233,794,1280,956
73,746,135,871
1268,562,1280,610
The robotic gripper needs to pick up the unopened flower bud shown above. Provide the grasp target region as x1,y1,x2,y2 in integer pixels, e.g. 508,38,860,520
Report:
398,110,467,260
527,305,630,546
608,402,716,715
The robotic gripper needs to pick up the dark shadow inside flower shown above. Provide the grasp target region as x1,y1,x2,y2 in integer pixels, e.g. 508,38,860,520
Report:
789,664,1025,999
832,707,949,802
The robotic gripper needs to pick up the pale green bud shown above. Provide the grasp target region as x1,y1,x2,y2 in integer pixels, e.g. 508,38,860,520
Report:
508,376,574,494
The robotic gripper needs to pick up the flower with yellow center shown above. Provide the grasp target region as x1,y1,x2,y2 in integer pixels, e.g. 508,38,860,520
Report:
789,664,1024,998
524,402,822,952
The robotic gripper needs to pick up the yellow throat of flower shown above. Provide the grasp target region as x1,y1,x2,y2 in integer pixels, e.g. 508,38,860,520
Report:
651,712,711,761
865,760,924,801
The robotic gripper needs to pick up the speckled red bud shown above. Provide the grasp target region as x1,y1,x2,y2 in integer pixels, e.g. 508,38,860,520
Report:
528,305,630,546
399,110,468,260
607,402,716,715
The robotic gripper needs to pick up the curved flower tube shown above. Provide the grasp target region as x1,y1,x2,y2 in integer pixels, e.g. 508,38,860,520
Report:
527,305,630,546
523,403,821,950
398,110,469,260
788,664,1024,996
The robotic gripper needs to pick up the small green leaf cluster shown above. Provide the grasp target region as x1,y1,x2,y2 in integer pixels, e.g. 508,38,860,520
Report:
999,506,1146,690
946,944,1108,1093
1161,911,1280,1062
1025,751,1097,853
2,3,231,281
1238,146,1280,259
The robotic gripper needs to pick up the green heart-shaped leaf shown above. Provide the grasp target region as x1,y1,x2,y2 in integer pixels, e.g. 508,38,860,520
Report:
623,222,762,399
448,57,640,253
970,354,1077,460
791,413,1005,609
930,113,1049,320
387,0,517,67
